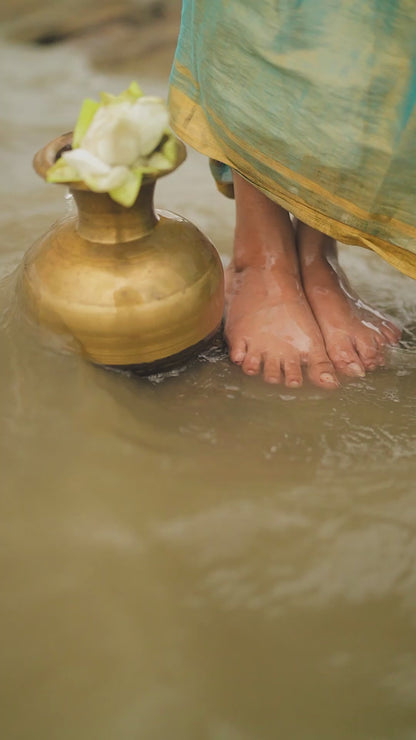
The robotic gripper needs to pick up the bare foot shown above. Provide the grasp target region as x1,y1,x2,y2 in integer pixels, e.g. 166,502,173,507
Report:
225,174,339,389
296,221,402,378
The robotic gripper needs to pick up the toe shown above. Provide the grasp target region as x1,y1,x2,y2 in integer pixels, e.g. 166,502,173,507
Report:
373,331,387,349
229,338,247,365
380,320,402,345
263,355,282,384
326,334,366,377
373,333,389,367
242,351,262,376
307,353,339,388
355,336,383,370
283,356,303,388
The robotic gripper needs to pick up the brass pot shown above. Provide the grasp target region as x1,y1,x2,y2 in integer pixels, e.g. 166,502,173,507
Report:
21,133,224,371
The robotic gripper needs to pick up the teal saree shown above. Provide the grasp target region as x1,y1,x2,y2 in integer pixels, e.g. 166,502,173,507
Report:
169,0,416,278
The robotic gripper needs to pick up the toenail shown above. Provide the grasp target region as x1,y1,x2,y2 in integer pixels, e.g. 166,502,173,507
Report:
320,373,338,386
233,352,245,363
288,380,301,387
349,362,365,377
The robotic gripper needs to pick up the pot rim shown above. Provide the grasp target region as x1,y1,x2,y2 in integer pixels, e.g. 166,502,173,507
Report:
33,131,187,190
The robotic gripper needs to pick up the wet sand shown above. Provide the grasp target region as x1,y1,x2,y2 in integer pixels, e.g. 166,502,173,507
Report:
1,11,416,740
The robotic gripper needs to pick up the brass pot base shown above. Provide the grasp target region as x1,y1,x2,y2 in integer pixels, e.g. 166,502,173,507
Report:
104,325,224,376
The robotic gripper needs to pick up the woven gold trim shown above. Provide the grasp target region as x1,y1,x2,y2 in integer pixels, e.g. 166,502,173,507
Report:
169,83,416,279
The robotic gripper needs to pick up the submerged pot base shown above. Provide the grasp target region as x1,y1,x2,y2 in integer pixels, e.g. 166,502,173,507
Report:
106,326,223,376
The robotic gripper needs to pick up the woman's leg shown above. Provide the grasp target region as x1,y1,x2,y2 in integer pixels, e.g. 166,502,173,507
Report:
225,173,339,388
296,221,402,377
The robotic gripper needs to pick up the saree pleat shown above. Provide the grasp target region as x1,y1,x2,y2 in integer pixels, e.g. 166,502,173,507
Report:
169,0,416,279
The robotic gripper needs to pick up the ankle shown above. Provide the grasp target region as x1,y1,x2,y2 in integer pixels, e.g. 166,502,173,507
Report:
232,250,300,279
233,230,300,275
299,248,330,275
297,223,336,265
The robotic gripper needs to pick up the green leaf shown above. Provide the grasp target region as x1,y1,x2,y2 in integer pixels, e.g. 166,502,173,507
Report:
99,92,117,105
126,80,144,100
100,81,144,107
146,152,172,171
161,134,178,164
46,158,83,183
109,170,143,207
132,165,156,176
72,98,100,148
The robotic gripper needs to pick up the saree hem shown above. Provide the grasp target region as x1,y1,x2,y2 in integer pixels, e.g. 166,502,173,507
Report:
169,83,416,280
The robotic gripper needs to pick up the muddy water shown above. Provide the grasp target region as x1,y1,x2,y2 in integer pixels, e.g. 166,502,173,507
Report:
1,33,416,740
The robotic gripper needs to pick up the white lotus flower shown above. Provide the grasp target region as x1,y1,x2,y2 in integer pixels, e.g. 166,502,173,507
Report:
47,83,178,207
79,97,170,166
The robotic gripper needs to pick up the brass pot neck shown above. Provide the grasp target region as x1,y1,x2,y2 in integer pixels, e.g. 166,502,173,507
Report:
70,181,158,244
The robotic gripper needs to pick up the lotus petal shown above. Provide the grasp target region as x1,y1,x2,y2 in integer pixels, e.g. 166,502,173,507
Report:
63,149,129,192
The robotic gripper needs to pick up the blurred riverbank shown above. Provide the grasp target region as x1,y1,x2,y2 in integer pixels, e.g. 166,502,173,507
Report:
1,0,181,71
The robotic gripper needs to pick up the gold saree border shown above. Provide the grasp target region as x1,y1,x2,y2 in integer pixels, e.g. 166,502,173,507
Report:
172,61,416,240
169,82,416,279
